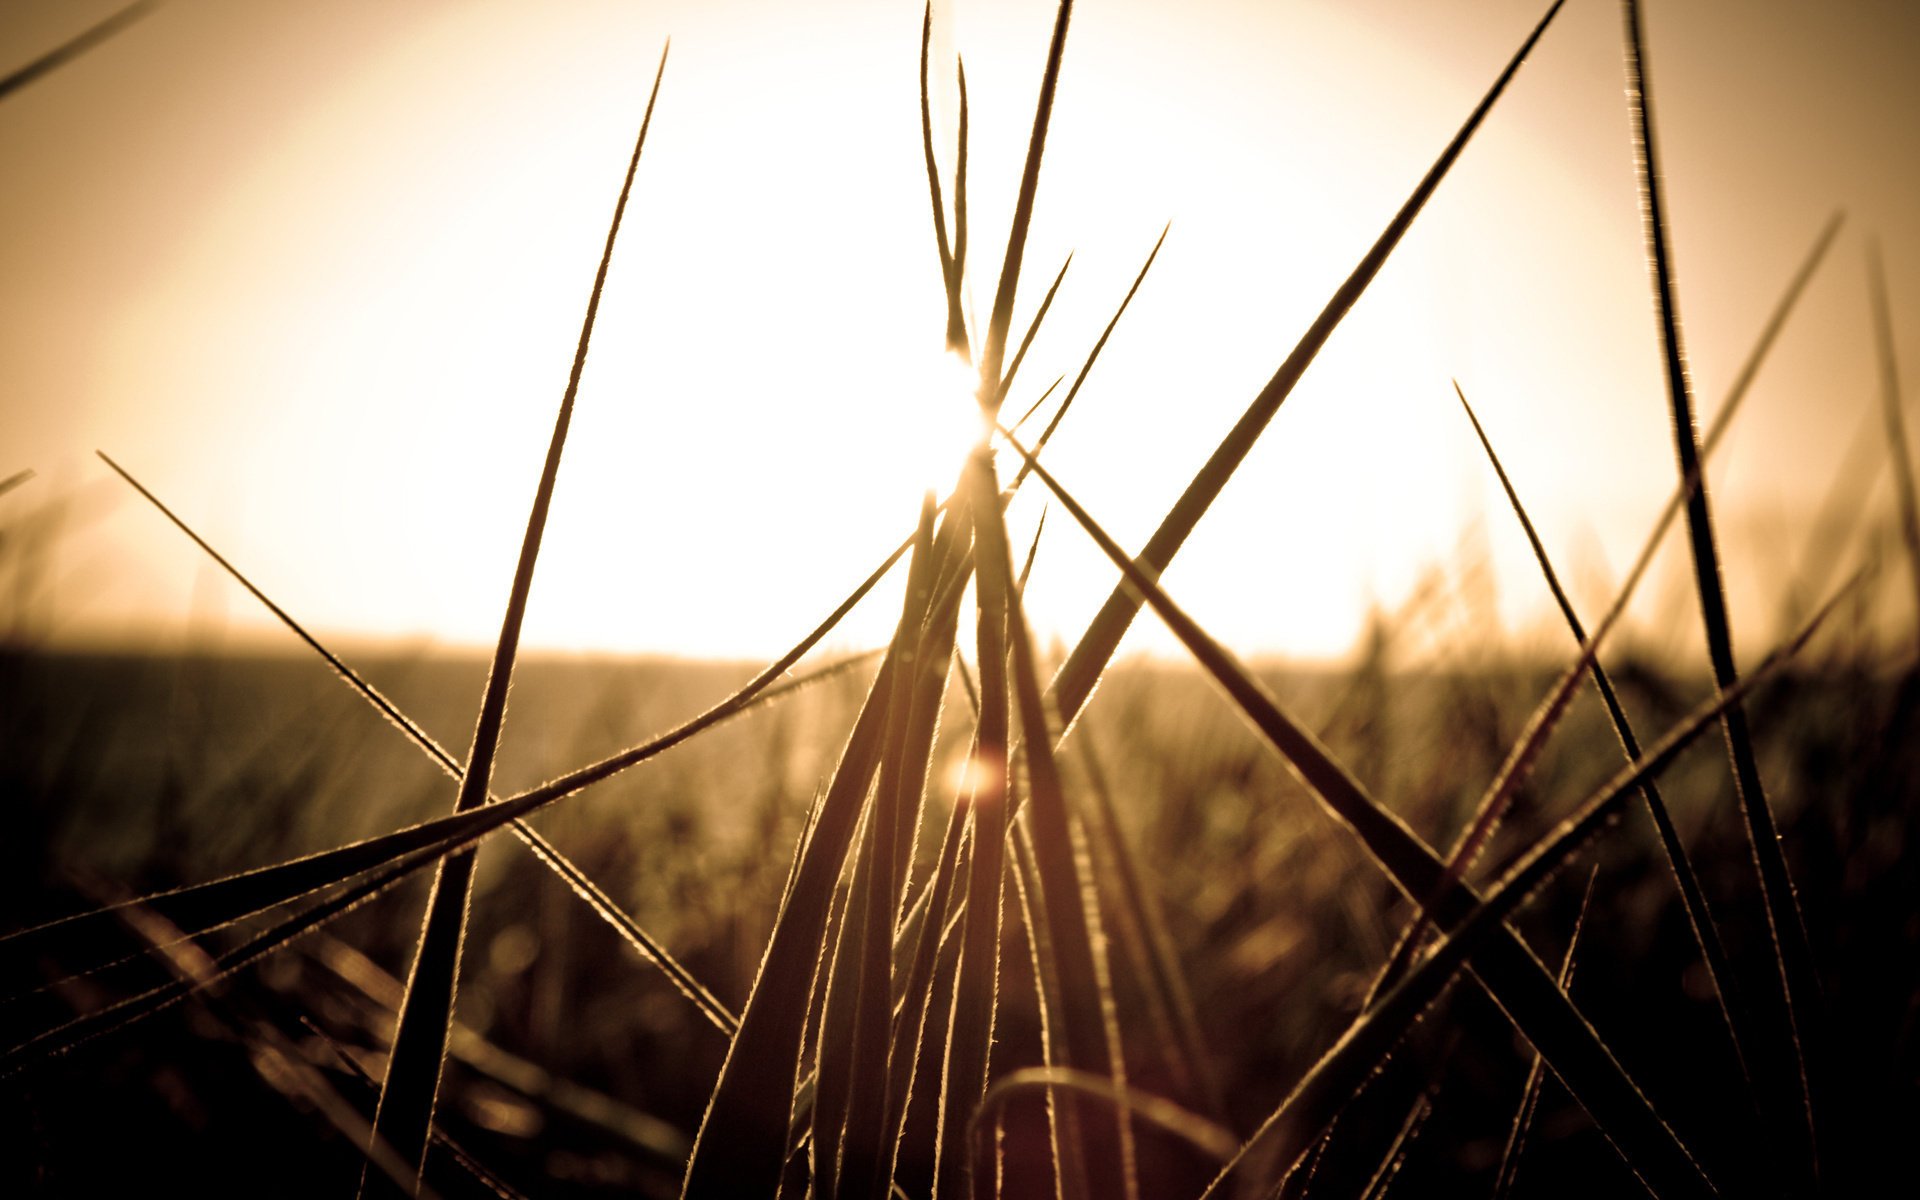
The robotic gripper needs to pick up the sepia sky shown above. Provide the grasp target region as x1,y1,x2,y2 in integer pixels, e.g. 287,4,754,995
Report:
2,0,1916,663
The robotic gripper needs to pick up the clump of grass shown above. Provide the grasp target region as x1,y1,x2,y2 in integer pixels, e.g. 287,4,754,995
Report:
4,1,1915,1198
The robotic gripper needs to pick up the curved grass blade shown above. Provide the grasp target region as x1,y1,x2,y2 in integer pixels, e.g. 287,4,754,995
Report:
1046,0,1565,727
92,449,738,1035
1197,578,1855,1200
1491,867,1598,1200
0,1,158,102
974,1068,1237,1164
1004,429,1718,1200
1621,2,1820,1185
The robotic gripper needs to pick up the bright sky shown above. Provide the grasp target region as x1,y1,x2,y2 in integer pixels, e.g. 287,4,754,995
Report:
3,0,1916,664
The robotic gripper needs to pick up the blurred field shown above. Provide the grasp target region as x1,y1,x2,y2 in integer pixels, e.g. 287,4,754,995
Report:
5,639,1914,1197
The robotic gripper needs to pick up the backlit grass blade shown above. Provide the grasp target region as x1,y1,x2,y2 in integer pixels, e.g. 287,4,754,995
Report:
1046,0,1565,727
1011,818,1093,1200
93,449,738,1035
366,48,669,1192
680,648,904,1197
994,254,1073,409
1622,2,1820,1186
0,1,157,102
1357,1093,1431,1200
1004,430,1718,1200
934,456,1013,1200
978,0,1076,397
973,1068,1237,1165
817,496,944,1199
1868,239,1920,632
978,447,1133,1198
0,468,33,498
1492,867,1598,1200
1196,578,1855,1199
1007,224,1169,494
1449,383,1751,1098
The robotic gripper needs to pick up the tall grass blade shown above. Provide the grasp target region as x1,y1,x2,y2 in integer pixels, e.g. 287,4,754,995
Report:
978,448,1133,1198
366,48,669,1192
978,0,1076,396
1004,430,1718,1200
0,1,157,102
1046,0,1564,726
935,458,1011,1200
1621,3,1820,1186
680,649,903,1197
0,468,34,498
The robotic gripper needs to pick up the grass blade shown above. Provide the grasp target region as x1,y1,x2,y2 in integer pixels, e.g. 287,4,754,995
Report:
1621,3,1820,1186
92,449,738,1035
1448,383,1754,1103
1046,0,1565,727
1491,867,1599,1200
1196,575,1856,1200
978,0,1076,396
919,2,966,352
1008,224,1169,495
1004,430,1718,1200
365,47,669,1192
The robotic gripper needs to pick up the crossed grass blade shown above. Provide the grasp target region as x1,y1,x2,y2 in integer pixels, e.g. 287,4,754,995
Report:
1447,383,1757,1115
1046,0,1565,728
1621,2,1821,1186
1196,577,1858,1200
90,449,738,1036
1491,866,1599,1200
1003,430,1718,1200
